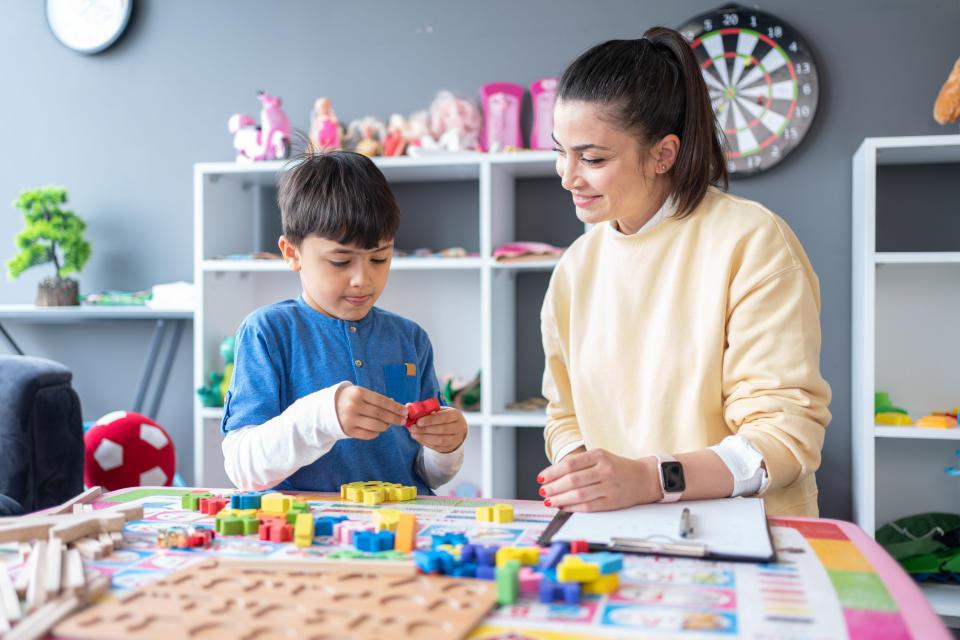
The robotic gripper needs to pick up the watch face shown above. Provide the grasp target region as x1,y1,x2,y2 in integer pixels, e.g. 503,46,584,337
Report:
46,0,132,54
677,4,820,178
661,461,686,493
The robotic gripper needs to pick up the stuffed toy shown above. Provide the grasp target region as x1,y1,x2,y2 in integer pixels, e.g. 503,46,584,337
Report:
933,55,960,125
84,411,176,490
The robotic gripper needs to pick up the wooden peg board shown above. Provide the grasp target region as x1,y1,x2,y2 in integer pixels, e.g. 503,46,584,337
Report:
54,558,498,640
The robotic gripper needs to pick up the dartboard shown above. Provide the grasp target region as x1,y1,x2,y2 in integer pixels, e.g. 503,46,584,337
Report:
678,5,820,177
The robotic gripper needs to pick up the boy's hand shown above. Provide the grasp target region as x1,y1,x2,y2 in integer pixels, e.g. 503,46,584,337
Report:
408,407,468,453
335,384,407,440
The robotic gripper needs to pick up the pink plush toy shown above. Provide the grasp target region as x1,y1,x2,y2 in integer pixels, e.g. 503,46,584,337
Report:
428,90,482,151
480,82,524,151
228,90,292,162
530,77,559,150
84,411,176,490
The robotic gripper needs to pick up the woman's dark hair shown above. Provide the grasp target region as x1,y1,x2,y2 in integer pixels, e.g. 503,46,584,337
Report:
557,27,728,217
277,150,400,248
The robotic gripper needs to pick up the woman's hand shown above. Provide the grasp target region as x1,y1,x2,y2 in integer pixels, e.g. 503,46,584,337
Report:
537,448,661,512
334,384,407,439
409,407,468,453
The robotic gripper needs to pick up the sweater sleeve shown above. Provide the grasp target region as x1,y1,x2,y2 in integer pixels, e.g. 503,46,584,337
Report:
722,263,832,493
222,381,349,491
541,283,584,463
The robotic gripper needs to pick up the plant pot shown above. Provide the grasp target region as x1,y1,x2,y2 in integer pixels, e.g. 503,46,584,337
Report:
36,277,79,306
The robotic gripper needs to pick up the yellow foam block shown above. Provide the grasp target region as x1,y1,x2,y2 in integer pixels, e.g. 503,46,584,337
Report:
476,506,493,522
385,485,417,501
916,414,958,429
436,544,462,560
557,556,600,583
373,509,401,532
293,512,315,547
492,504,514,523
583,573,619,594
261,492,293,514
496,546,540,567
363,488,385,505
215,508,259,519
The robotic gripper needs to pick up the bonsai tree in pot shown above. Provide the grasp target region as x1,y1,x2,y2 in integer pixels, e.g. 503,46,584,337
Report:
7,186,91,306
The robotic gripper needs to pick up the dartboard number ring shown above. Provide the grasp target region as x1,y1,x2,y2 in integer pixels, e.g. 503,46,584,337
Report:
678,5,820,177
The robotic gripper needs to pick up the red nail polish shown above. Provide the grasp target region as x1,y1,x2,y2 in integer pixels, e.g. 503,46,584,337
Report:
544,499,552,507
537,474,545,483
538,487,546,497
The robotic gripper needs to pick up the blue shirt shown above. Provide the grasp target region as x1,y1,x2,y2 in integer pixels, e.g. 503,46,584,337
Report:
221,296,442,494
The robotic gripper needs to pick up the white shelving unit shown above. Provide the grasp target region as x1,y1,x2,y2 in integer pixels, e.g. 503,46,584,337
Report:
852,135,960,625
193,151,571,498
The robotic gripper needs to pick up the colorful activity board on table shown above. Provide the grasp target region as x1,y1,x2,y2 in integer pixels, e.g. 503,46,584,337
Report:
0,487,946,640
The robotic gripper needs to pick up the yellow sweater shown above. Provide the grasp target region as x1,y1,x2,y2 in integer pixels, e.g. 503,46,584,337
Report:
541,188,831,517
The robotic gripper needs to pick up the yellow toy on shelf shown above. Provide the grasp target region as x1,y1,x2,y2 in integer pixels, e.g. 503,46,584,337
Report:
916,413,959,429
876,412,912,426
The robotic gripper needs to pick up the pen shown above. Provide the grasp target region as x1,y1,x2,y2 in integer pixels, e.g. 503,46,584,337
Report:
678,507,693,538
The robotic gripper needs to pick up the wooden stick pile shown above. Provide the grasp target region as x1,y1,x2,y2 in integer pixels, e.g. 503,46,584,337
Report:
0,487,141,640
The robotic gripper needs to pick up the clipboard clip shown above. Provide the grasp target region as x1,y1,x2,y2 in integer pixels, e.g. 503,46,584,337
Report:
609,534,708,558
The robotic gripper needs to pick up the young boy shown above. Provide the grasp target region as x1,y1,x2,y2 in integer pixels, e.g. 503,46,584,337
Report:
221,151,468,493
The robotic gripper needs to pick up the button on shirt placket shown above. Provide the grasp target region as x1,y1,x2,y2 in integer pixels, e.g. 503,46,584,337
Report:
346,322,366,385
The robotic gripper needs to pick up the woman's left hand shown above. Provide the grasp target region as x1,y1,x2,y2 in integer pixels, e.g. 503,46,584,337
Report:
538,448,661,512
408,407,468,453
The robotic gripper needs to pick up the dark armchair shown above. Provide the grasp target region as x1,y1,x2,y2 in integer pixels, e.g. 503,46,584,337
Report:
0,355,84,514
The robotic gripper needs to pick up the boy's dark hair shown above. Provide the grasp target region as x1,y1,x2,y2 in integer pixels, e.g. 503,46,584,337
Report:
558,27,728,218
277,150,400,248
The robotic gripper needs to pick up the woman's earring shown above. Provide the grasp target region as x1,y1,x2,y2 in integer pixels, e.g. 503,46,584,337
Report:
660,164,667,171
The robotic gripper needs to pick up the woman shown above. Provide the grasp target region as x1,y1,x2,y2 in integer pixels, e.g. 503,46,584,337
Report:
537,27,831,517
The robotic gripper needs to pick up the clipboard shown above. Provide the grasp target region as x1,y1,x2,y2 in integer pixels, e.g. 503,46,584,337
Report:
536,498,776,563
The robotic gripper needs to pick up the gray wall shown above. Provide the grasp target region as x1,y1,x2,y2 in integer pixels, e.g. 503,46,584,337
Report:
2,1,958,518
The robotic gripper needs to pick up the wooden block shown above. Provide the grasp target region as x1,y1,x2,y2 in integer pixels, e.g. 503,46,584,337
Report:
48,513,123,544
97,532,115,555
0,520,55,544
63,549,86,594
45,538,63,596
8,574,109,640
25,540,47,613
102,502,143,523
13,546,36,597
45,486,103,516
0,562,21,625
70,537,105,561
110,531,123,546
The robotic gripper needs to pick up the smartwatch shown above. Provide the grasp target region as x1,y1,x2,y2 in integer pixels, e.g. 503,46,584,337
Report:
655,454,685,503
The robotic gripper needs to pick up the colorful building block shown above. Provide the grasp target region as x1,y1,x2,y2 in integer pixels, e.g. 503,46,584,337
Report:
518,566,542,594
496,546,540,568
314,515,348,536
557,555,600,583
583,572,620,594
404,397,441,427
569,540,590,554
229,491,263,510
258,521,293,543
496,559,520,605
431,532,468,550
373,509,401,532
294,513,316,547
339,481,417,504
260,492,294,515
384,485,417,501
476,565,497,581
394,512,417,553
538,541,568,571
333,520,372,545
198,496,229,516
285,502,311,524
539,578,581,604
354,530,395,552
476,545,500,567
181,491,212,511
362,487,385,505
579,552,623,575
476,503,513,523
216,516,244,536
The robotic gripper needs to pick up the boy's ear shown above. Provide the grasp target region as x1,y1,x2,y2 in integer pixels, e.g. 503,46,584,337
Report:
278,235,302,272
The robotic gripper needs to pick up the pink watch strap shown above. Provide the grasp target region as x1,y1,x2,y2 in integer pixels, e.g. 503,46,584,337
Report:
655,454,682,503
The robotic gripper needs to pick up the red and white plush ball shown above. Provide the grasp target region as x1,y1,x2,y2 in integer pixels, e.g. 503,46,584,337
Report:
84,411,176,490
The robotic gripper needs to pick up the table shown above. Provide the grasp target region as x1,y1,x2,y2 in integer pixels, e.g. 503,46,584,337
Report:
0,305,192,419
3,487,950,639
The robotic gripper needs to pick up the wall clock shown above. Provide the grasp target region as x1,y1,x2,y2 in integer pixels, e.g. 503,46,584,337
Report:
46,0,132,55
677,5,820,178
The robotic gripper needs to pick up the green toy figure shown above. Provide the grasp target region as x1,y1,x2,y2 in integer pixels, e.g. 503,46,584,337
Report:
197,335,236,407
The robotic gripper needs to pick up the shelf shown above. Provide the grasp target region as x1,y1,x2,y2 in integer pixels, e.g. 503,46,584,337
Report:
488,410,547,427
201,407,223,420
491,259,560,271
202,257,484,272
874,426,960,440
874,252,960,264
920,583,960,620
864,134,960,165
195,151,560,186
0,304,193,321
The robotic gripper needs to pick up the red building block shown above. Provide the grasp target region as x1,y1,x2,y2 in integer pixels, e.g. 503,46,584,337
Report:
570,540,590,554
198,496,229,516
405,398,441,427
